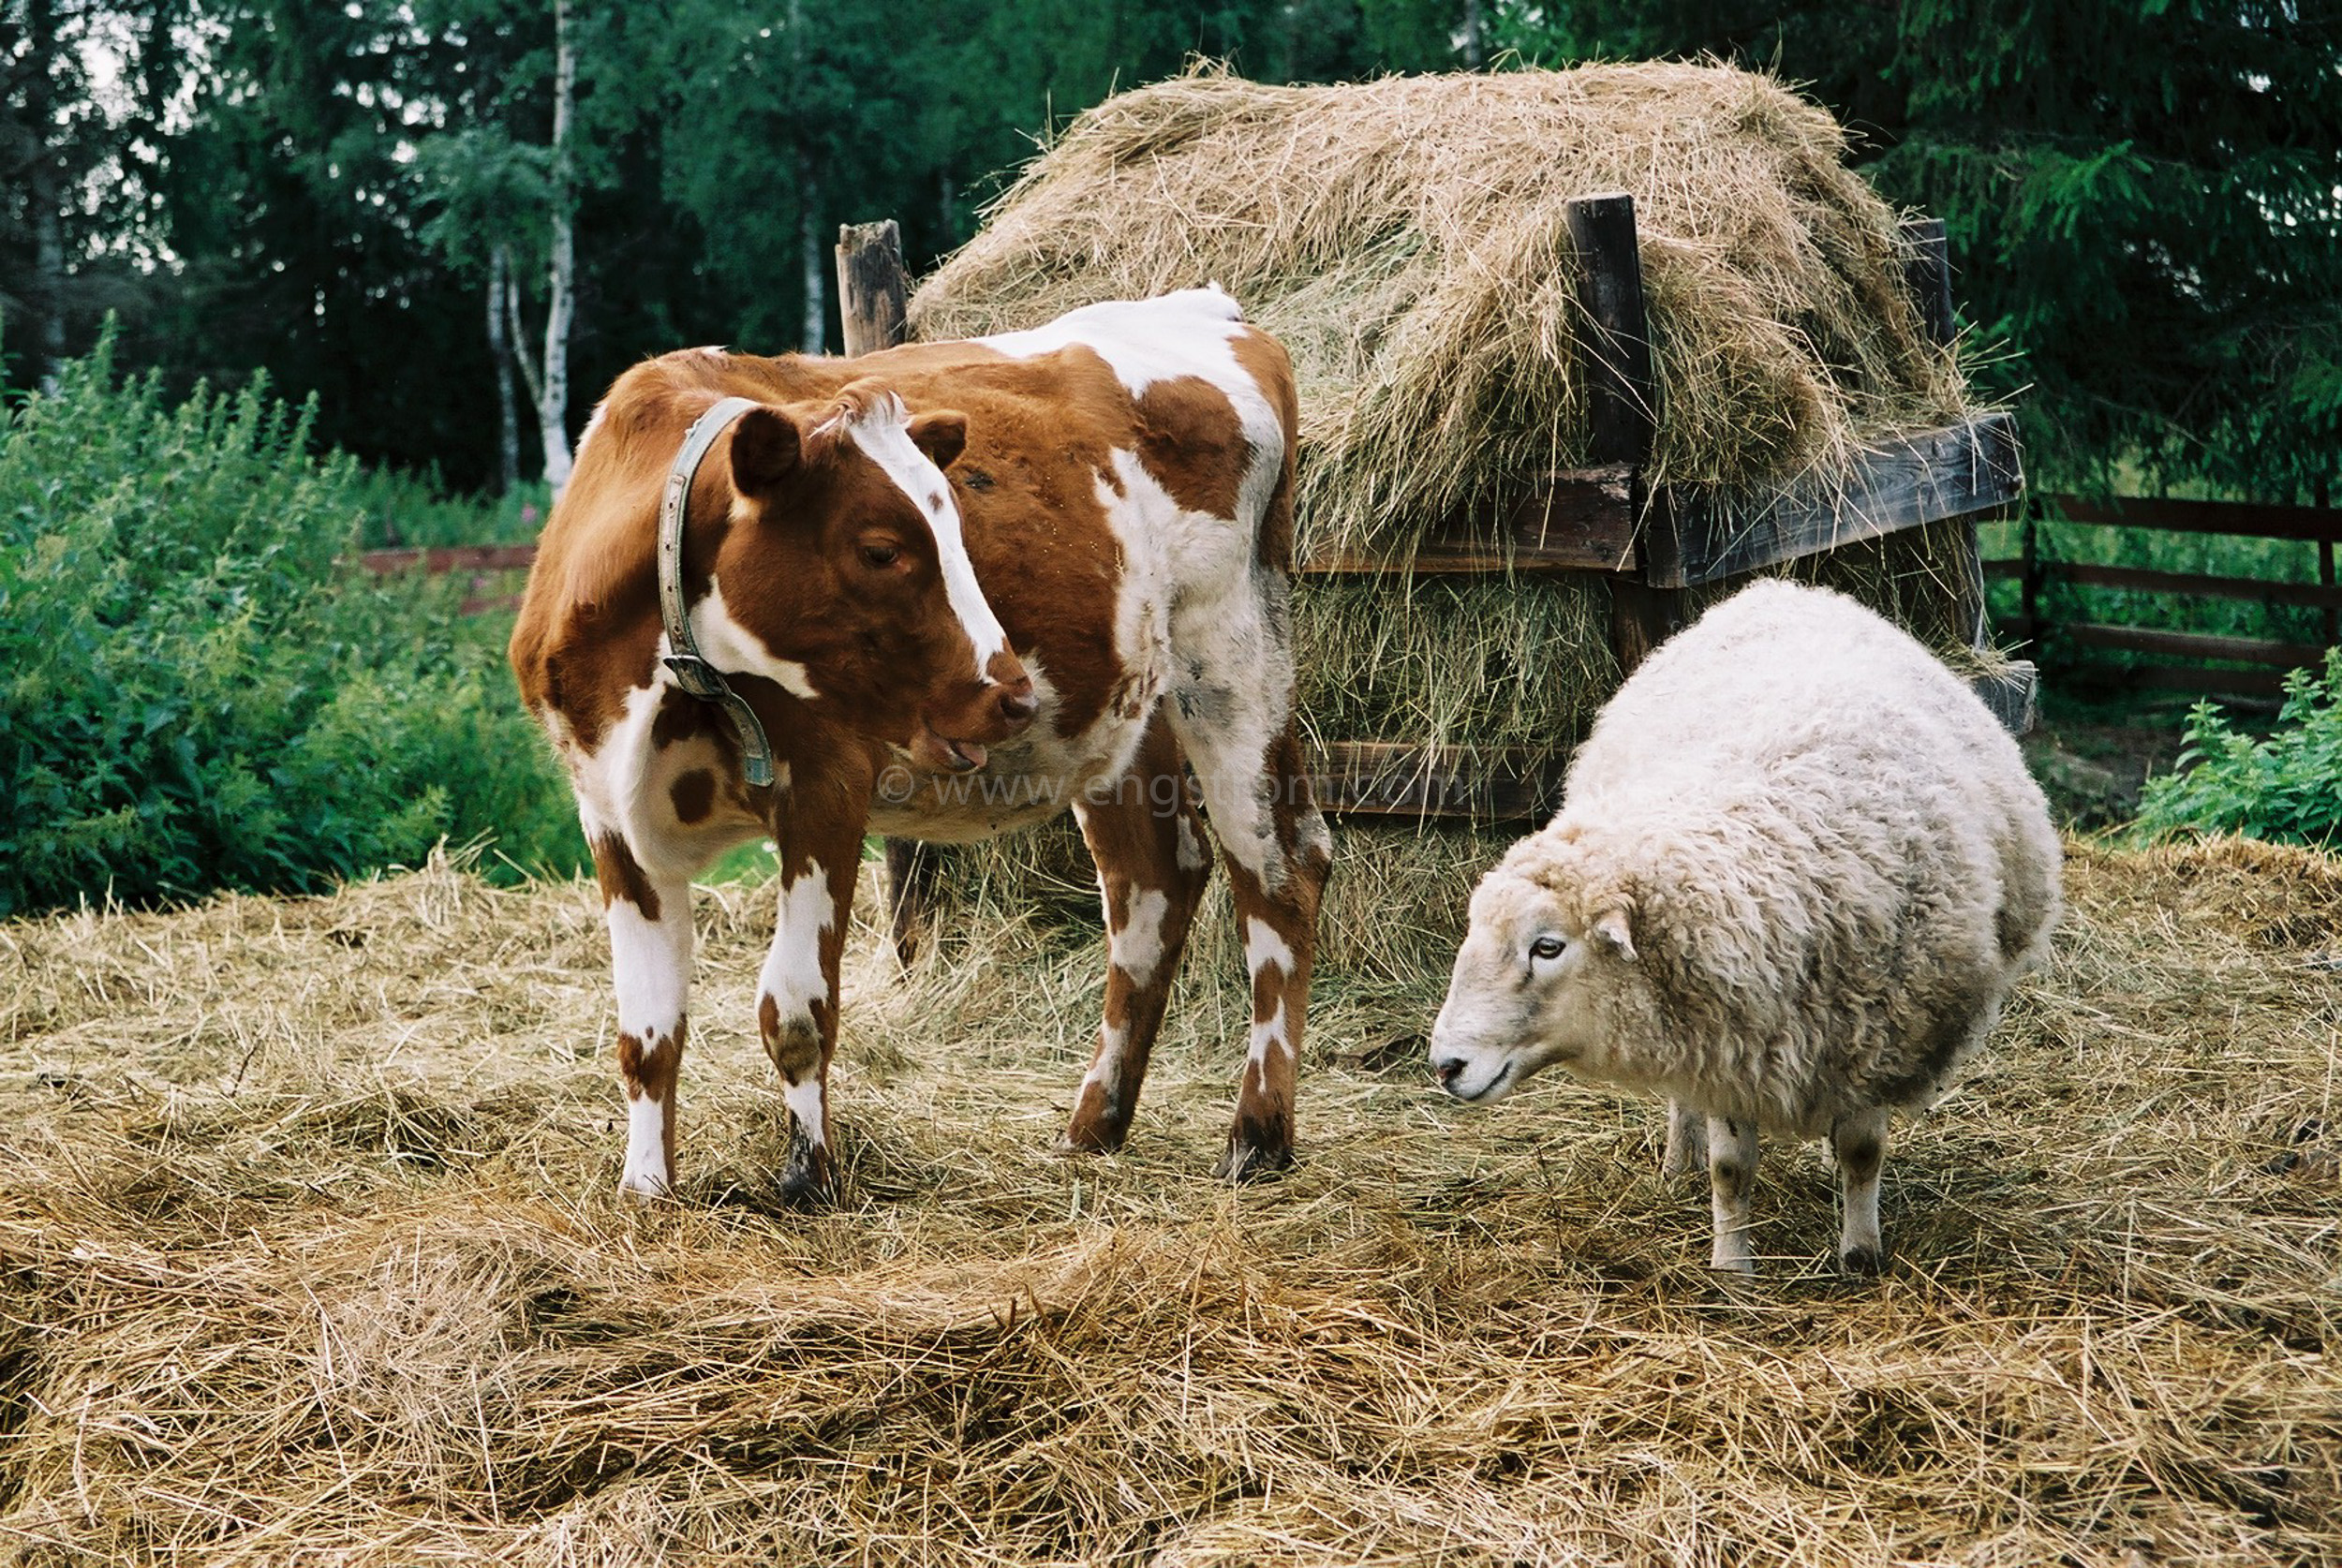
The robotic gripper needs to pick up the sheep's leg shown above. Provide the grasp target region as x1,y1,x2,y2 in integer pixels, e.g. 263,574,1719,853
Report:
1831,1108,1890,1275
1705,1115,1760,1273
1662,1099,1707,1177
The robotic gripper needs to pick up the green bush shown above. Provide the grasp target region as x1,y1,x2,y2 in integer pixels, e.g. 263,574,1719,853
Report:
2135,651,2342,848
0,336,586,916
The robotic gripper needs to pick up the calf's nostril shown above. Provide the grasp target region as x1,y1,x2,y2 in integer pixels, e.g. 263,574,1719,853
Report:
998,682,1039,723
1432,1056,1465,1087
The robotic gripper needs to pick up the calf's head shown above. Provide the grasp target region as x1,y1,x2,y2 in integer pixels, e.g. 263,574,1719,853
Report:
710,384,1034,771
1430,833,1642,1103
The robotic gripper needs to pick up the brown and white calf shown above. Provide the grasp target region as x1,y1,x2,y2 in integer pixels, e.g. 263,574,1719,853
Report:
510,289,1331,1202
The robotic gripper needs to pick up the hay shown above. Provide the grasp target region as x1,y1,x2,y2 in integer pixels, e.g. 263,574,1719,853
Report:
912,63,1968,553
3,841,2337,1565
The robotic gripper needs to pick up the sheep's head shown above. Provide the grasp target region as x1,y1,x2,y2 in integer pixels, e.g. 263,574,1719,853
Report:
1429,834,1639,1104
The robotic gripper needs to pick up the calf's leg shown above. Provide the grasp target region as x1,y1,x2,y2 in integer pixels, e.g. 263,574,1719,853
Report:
1706,1115,1760,1273
1176,717,1330,1182
592,833,693,1198
1831,1107,1890,1275
757,774,871,1206
1064,719,1211,1154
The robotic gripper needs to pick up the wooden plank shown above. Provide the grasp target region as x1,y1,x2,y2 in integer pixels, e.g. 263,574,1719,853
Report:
2069,662,2291,701
1899,216,1954,348
1640,412,2024,588
362,543,539,575
2060,622,2328,669
2037,494,2342,543
2049,561,2342,611
1981,556,2023,580
835,219,909,359
1312,741,1567,823
1298,466,1636,575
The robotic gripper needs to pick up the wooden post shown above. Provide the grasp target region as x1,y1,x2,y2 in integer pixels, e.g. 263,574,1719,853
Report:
2317,478,2337,650
1898,216,1954,349
836,218,934,961
2020,502,2044,646
1566,192,1681,672
1901,214,1989,645
836,219,908,359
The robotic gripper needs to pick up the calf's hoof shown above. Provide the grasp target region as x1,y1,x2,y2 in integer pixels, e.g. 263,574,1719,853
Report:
1839,1243,1884,1277
1060,1109,1131,1156
777,1141,835,1210
1214,1129,1294,1184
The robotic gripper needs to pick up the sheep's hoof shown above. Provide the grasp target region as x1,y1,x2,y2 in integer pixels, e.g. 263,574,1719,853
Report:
1839,1244,1884,1277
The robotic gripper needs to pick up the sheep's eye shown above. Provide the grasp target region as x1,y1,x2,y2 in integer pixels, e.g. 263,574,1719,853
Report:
1530,934,1565,962
859,540,900,569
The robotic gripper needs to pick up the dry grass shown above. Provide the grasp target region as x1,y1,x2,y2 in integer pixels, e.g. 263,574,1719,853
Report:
2,836,2337,1565
911,62,1968,555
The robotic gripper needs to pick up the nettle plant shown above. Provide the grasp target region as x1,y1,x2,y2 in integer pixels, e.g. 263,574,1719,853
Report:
2136,651,2342,849
0,336,583,917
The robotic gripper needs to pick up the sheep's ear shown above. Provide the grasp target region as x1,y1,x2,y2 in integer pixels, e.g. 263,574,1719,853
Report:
1592,907,1637,961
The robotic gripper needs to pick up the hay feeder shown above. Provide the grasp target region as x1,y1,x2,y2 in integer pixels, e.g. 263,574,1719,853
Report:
836,67,2033,968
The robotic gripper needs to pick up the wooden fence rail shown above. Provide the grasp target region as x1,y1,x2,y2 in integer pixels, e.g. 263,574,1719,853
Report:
1988,495,2342,699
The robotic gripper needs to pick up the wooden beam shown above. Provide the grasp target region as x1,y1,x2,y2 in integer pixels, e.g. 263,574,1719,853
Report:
2043,561,2342,612
1299,466,1635,575
2060,622,2328,669
1312,741,1568,823
1639,413,2024,588
835,219,909,359
2069,662,2291,701
2036,494,2342,543
360,543,540,574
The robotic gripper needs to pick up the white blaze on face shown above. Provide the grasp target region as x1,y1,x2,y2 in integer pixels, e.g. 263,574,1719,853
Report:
847,399,1009,685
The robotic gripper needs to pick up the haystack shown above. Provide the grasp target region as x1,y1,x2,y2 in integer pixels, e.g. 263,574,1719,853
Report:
906,64,1992,976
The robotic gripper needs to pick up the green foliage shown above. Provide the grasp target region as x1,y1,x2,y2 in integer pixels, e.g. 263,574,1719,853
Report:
2136,652,2342,846
0,335,586,917
1490,0,2342,501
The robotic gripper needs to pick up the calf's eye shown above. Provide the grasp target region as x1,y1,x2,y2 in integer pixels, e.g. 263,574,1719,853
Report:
1530,935,1565,962
860,541,900,569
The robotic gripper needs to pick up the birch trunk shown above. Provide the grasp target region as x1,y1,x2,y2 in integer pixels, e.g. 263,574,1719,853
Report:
488,244,521,495
798,149,824,353
536,0,577,491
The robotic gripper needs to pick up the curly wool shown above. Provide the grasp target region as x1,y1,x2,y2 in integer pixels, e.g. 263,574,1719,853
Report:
1506,579,2061,1135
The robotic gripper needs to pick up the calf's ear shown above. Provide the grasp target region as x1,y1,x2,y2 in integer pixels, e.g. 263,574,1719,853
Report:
1592,907,1638,962
907,409,968,470
729,407,801,496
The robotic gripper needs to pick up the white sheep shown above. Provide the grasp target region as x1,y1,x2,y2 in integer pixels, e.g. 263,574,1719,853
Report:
1430,578,2061,1274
